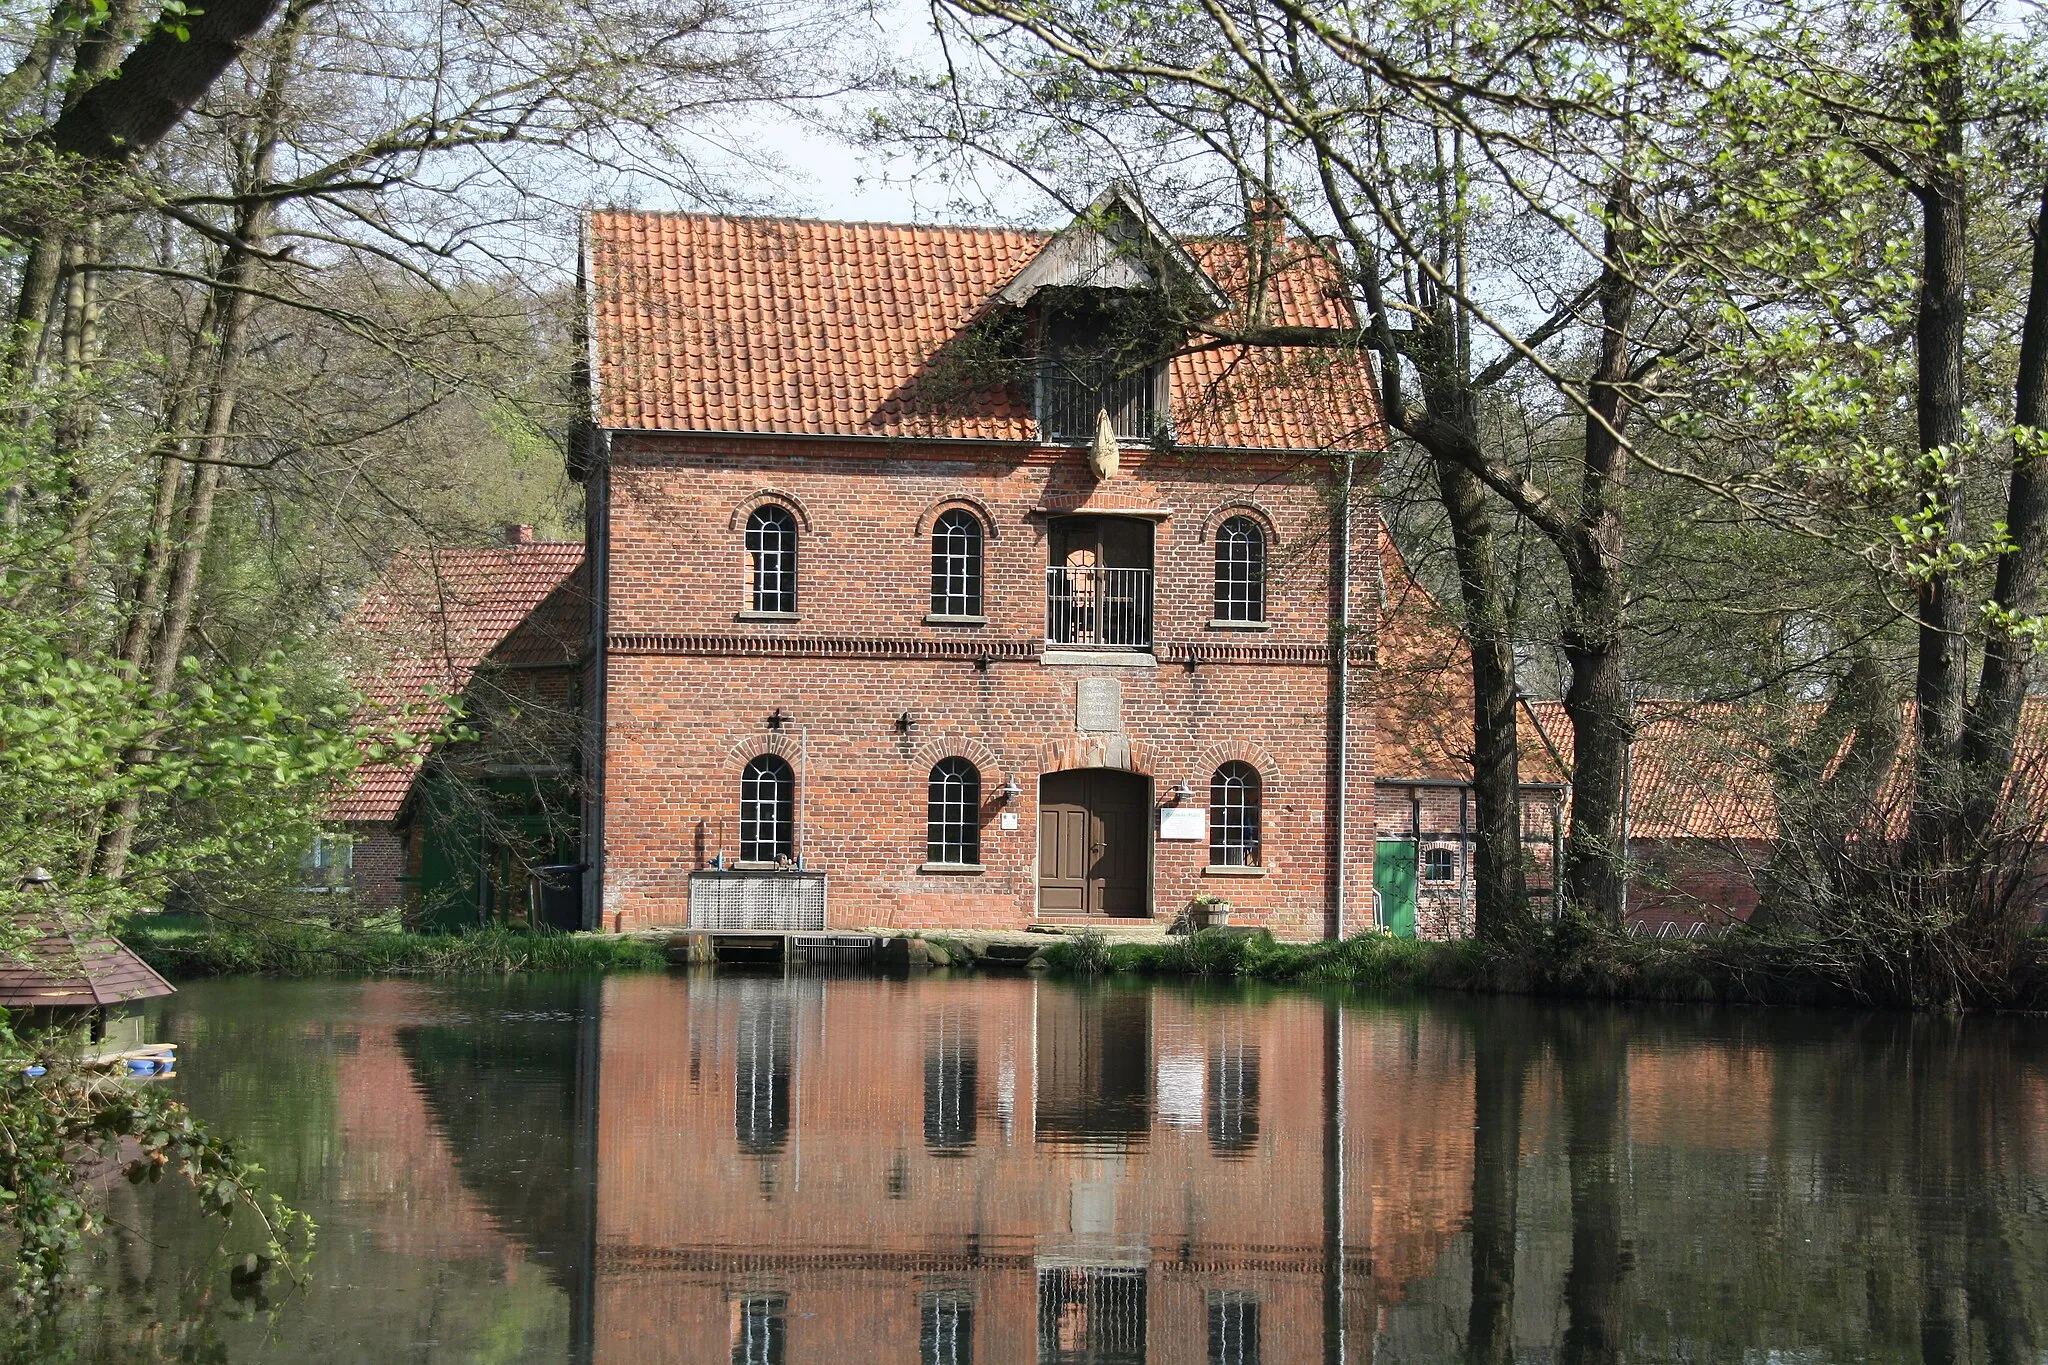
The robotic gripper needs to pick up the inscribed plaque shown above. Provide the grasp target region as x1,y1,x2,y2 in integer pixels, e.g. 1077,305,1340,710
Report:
1076,678,1122,732
1158,807,1208,841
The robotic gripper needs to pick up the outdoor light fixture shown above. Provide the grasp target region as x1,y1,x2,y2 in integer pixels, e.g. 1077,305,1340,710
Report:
1172,779,1195,803
766,707,789,730
1001,776,1023,801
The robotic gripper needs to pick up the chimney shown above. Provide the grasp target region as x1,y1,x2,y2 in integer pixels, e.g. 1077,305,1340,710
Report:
1247,197,1285,243
503,523,534,546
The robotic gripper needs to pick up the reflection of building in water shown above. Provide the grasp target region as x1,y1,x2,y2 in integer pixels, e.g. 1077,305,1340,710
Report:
734,983,792,1155
590,974,1480,1363
924,1010,979,1155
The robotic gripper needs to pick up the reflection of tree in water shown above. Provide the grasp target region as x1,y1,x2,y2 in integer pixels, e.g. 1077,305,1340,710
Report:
395,977,602,1359
1413,1004,2048,1363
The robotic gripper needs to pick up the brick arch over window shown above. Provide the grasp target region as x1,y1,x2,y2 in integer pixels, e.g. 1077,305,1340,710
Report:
1194,738,1283,781
727,488,816,534
908,734,1004,778
1039,735,1159,776
1199,500,1280,545
722,730,803,772
913,493,1001,539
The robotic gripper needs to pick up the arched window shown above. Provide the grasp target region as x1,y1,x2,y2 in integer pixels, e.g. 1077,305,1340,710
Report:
745,505,797,614
1423,846,1457,882
927,758,981,865
1209,761,1261,867
1213,516,1266,623
739,755,794,862
930,509,984,617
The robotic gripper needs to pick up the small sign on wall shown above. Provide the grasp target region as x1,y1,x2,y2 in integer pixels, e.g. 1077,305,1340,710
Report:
1000,811,1019,831
1158,807,1207,841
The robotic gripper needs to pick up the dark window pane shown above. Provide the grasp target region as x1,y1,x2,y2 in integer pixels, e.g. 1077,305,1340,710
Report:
931,510,984,617
1206,1292,1260,1365
740,756,794,862
746,505,797,613
1209,763,1261,868
924,1011,979,1155
730,1295,787,1365
1213,518,1265,623
1206,1036,1260,1156
734,986,791,1155
927,758,981,865
921,1290,975,1365
1423,847,1457,882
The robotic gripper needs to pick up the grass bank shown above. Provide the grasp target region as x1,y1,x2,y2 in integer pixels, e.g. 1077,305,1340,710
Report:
125,917,667,979
1031,926,2048,1009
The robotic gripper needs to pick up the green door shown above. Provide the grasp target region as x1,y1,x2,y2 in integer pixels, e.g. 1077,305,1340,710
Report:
1374,840,1418,938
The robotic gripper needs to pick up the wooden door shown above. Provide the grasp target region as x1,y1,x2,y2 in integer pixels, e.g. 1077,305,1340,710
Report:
1038,770,1150,917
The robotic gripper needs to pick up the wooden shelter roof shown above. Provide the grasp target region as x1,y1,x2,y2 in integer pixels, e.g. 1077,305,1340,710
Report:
0,917,176,1009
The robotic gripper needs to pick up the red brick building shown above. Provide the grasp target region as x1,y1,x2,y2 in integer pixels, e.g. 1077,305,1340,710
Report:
576,188,1395,938
330,529,588,922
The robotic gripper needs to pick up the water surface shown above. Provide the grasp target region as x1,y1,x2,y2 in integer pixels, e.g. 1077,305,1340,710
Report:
36,972,2048,1363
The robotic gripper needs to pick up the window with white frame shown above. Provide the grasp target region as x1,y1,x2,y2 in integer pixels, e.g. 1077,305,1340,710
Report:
930,509,984,617
1209,762,1262,867
739,755,795,863
927,758,981,865
745,505,798,613
1213,516,1266,623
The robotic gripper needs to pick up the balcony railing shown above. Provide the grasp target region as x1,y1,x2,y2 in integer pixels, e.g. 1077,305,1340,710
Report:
1046,566,1153,650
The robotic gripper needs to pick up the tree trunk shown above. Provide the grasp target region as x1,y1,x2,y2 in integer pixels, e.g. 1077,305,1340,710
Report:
1560,204,1639,924
1465,1012,1528,1365
1957,181,2048,853
1436,453,1532,942
1904,0,1970,867
1560,1011,1627,1365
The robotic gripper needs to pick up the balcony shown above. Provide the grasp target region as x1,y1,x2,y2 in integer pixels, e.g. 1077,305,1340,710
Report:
1046,566,1153,650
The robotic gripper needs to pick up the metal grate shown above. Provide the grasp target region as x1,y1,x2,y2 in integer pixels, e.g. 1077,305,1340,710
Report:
1046,566,1152,649
689,871,827,931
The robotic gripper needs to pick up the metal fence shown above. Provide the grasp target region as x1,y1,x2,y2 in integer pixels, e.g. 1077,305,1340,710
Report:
687,870,827,931
1045,566,1152,649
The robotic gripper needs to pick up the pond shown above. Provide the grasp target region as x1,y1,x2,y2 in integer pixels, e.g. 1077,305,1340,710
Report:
30,972,2048,1363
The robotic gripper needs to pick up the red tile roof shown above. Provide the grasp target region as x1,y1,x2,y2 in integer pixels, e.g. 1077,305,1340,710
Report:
0,916,175,1008
585,211,1380,451
329,543,584,823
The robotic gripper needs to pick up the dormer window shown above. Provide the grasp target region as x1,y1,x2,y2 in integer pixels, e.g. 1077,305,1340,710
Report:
1035,297,1167,443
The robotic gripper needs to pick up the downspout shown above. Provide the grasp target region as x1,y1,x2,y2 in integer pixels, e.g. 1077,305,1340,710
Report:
1619,734,1632,923
1332,452,1355,941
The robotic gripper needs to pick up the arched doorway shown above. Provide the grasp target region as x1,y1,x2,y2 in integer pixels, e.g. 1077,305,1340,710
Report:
1038,769,1150,917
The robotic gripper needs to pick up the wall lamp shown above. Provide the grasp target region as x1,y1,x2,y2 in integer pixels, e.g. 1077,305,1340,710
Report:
1171,779,1195,803
1000,776,1024,802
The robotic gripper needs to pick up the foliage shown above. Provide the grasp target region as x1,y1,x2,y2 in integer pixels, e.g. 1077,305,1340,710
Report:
0,1011,313,1311
122,916,667,978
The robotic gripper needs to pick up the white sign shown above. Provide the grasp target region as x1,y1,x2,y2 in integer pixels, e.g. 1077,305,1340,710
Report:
1158,807,1207,841
999,811,1020,831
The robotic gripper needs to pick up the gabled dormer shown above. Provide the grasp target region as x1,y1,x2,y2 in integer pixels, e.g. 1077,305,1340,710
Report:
995,186,1229,444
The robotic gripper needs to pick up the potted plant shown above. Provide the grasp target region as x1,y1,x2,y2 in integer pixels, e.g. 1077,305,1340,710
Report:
1190,892,1233,930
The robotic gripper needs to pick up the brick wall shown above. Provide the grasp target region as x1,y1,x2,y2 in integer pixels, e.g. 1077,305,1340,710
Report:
347,821,409,910
592,433,1384,939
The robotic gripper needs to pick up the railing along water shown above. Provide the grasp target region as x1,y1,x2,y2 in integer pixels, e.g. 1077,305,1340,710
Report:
1046,566,1152,649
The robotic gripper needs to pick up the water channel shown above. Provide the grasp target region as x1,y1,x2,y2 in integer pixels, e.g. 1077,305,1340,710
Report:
32,972,2048,1363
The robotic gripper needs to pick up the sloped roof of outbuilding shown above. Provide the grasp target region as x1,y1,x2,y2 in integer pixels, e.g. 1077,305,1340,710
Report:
583,205,1380,451
329,542,584,824
0,917,175,1008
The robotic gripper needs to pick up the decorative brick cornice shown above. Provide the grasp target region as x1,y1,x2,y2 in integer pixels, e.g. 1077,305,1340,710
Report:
607,632,1374,667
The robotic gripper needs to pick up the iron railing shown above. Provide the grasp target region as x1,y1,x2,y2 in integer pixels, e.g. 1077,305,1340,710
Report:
687,869,827,931
1037,362,1158,442
1046,566,1152,650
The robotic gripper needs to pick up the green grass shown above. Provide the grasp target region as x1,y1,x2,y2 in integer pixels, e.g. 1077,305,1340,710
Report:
123,916,667,979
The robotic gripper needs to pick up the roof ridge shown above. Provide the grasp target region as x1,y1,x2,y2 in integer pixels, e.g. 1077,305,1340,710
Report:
586,205,1055,238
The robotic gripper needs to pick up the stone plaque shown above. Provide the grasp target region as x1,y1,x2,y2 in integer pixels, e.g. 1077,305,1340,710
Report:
1076,678,1122,732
